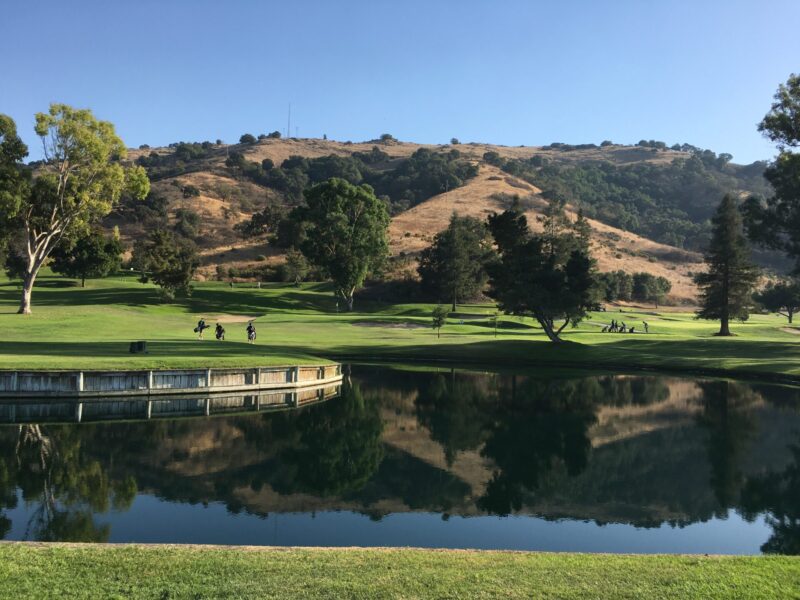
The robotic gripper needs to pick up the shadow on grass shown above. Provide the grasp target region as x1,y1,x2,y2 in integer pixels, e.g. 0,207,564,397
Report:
0,334,797,378
468,320,538,331
0,278,478,319
0,283,160,309
0,281,337,315
288,335,800,377
0,340,318,367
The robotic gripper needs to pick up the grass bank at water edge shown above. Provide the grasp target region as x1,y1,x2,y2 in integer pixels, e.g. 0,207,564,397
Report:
0,543,798,599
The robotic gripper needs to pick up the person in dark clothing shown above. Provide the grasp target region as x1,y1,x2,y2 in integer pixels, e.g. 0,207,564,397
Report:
246,322,257,344
643,321,649,334
194,318,209,339
215,323,225,341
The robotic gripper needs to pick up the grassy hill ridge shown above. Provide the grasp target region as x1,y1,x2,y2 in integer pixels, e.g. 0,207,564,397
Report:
113,137,775,303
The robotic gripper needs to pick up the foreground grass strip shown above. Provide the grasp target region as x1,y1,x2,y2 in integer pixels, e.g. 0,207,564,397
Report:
1,544,798,599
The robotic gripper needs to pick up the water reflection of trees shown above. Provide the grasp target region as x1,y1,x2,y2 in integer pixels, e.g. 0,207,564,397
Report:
741,440,800,554
0,368,799,553
477,377,600,515
0,424,137,542
269,379,385,497
408,370,800,553
695,381,760,510
415,370,495,467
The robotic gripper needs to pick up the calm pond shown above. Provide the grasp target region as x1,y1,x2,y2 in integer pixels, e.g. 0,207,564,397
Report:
1,364,798,554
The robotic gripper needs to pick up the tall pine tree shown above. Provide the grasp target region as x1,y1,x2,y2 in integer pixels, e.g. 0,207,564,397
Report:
694,195,759,336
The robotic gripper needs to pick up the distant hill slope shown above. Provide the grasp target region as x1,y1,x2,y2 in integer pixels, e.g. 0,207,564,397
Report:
113,137,775,303
390,164,702,302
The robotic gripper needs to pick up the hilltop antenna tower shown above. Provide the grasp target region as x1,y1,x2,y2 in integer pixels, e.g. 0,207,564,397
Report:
287,103,291,139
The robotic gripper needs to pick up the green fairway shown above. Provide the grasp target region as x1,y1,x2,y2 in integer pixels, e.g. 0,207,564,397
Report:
0,273,798,378
0,544,797,599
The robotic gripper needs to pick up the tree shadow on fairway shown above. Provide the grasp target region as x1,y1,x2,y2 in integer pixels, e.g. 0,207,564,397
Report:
185,288,332,316
284,333,800,377
0,340,319,369
0,280,336,315
554,335,800,376
0,283,158,309
469,320,539,331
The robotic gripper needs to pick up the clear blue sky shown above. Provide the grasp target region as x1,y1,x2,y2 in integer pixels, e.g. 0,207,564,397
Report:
2,0,798,163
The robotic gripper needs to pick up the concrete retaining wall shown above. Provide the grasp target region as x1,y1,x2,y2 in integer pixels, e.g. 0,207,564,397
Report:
0,364,342,398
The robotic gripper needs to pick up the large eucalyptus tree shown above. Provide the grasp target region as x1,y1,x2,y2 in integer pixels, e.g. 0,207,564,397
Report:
6,104,149,314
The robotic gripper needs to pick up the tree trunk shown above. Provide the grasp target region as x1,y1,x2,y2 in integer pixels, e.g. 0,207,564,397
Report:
789,311,794,324
536,314,562,343
718,316,731,336
18,272,36,315
81,276,86,288
718,264,731,336
344,290,354,312
556,318,570,334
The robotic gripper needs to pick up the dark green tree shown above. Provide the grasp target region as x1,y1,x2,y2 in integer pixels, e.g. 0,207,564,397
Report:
755,280,800,323
537,197,577,260
181,184,200,198
694,195,759,336
431,305,448,338
0,115,29,245
294,178,389,310
418,214,494,310
132,229,199,300
239,133,257,144
598,270,633,302
173,207,201,239
281,247,309,286
235,203,285,239
487,206,598,342
50,228,123,287
632,272,672,307
744,74,800,271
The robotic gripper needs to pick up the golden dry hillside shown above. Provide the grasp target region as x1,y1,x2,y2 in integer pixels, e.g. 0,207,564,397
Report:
389,164,701,303
120,138,720,302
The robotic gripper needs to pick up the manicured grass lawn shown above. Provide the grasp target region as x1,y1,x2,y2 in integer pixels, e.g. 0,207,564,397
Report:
1,544,797,599
0,273,798,378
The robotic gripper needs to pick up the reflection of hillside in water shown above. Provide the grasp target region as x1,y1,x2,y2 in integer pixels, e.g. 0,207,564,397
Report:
0,366,798,553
